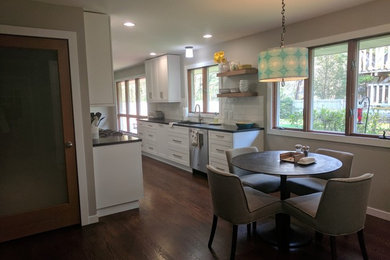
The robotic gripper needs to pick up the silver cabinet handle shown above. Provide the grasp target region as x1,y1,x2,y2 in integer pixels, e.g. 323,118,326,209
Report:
149,92,152,99
160,91,163,99
173,154,182,159
65,141,73,148
172,139,182,143
149,147,154,150
216,148,225,153
148,134,153,137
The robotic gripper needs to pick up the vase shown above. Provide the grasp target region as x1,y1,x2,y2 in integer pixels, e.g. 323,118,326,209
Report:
218,62,230,73
91,125,99,139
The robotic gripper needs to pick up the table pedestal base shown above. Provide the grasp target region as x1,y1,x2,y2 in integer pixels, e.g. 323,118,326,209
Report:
258,218,312,251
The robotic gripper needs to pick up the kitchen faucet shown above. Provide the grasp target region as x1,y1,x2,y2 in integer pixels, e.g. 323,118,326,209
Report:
194,104,202,123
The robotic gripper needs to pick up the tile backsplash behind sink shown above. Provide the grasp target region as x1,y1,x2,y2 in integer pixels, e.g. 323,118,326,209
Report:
149,95,264,126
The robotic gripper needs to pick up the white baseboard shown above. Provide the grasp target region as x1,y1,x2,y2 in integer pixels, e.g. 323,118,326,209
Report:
367,207,390,221
86,215,99,225
142,152,192,173
96,201,140,217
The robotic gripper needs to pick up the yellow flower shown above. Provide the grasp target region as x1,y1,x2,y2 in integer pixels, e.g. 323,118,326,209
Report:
214,51,225,63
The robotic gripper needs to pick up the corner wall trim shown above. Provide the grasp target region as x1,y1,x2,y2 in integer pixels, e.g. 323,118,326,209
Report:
87,215,99,225
367,207,390,221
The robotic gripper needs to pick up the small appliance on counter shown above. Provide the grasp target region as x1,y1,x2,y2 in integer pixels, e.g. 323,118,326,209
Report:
149,110,165,120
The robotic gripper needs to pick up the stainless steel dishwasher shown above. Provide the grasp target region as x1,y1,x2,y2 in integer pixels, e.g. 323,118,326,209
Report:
189,128,209,173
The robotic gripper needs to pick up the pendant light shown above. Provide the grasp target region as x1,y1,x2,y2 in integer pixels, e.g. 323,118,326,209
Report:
185,46,194,58
258,0,308,85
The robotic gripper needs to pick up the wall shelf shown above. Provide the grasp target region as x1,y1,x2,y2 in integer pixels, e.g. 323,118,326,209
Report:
217,92,258,98
217,68,258,77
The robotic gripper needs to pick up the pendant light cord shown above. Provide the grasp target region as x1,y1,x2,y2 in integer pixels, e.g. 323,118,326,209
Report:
280,0,286,48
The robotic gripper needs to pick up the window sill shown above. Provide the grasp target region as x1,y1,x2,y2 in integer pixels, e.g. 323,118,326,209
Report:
267,128,390,149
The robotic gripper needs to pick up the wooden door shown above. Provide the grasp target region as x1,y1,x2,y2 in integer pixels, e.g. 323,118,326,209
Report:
0,34,80,242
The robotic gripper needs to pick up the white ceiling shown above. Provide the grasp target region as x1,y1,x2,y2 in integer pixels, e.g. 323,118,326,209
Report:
33,0,373,71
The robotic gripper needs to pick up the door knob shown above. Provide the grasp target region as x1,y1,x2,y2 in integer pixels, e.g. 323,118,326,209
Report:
65,141,73,148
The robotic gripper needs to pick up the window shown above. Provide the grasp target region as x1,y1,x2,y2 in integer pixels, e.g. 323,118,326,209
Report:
274,34,390,137
116,78,147,133
188,65,220,113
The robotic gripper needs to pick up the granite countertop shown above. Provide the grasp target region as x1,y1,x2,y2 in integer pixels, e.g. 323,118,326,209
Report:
93,134,141,147
139,118,263,133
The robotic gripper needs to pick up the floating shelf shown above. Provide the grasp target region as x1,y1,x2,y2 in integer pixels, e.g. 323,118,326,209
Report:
217,68,258,77
217,92,258,98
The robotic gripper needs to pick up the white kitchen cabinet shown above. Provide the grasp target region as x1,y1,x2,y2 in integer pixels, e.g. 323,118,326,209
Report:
208,130,263,172
93,141,144,217
138,121,168,158
84,12,115,106
145,55,181,103
167,125,190,166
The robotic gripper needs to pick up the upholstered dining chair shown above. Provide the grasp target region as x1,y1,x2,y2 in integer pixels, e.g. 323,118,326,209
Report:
283,173,373,260
206,165,281,260
287,148,354,195
226,147,280,194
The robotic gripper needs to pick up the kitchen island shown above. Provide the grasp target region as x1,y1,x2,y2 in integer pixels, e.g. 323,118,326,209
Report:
93,133,143,217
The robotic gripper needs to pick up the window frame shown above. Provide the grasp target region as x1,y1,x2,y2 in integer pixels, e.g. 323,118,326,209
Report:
187,64,220,114
272,34,390,139
116,77,147,132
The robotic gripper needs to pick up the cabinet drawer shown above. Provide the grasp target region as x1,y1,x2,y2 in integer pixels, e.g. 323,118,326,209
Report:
209,142,232,160
168,134,188,149
209,153,228,167
144,130,157,142
168,125,189,135
167,148,190,166
209,131,232,145
144,142,158,155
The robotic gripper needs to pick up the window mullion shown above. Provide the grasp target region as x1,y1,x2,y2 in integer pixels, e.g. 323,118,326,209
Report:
135,78,140,117
345,40,358,135
125,80,130,131
304,49,313,132
202,68,207,112
187,70,193,112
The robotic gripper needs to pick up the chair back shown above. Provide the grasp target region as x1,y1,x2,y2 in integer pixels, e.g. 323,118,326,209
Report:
315,148,354,179
206,165,250,223
315,173,373,235
226,147,258,177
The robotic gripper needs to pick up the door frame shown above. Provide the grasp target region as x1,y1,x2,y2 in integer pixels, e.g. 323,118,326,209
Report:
0,25,97,225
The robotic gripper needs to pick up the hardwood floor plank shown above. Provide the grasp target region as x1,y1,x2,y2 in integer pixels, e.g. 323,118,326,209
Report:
0,155,389,260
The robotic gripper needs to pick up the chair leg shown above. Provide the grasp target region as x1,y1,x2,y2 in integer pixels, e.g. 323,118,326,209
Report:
208,215,218,249
357,230,369,260
230,224,238,260
247,224,251,235
252,221,257,232
330,236,337,260
315,231,323,242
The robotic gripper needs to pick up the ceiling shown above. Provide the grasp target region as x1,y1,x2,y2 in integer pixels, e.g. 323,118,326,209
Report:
33,0,374,71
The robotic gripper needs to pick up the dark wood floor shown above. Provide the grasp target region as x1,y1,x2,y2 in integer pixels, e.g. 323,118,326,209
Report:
0,156,389,259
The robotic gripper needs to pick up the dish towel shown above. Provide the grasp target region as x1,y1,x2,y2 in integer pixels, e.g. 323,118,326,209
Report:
191,129,198,146
169,122,176,128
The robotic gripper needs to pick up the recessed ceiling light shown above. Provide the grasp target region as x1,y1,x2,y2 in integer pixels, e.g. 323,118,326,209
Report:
124,22,135,27
203,34,213,39
150,52,157,56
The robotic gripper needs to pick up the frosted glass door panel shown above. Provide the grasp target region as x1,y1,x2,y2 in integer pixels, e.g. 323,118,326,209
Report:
0,47,68,216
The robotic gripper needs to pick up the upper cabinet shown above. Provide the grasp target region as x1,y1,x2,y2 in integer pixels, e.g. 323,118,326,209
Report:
84,12,115,106
145,55,181,103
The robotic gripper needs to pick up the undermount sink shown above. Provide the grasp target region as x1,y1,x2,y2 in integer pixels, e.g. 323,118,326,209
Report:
176,120,203,125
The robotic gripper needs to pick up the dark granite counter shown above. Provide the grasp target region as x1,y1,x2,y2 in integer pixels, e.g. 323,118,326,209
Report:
139,118,264,133
93,134,141,147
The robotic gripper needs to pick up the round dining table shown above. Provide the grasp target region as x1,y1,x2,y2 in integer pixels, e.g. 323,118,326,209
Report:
231,150,342,250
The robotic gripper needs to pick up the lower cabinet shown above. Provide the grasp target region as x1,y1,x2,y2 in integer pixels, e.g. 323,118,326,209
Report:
93,141,144,217
139,121,190,168
208,130,263,172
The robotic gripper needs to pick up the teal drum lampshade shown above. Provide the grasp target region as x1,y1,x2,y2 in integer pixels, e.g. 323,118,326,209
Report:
258,47,308,82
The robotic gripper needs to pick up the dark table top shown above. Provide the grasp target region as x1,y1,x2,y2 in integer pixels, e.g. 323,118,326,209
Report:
232,150,342,177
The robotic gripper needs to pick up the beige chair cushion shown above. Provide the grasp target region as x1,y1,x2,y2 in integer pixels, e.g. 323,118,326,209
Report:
207,165,281,225
226,147,280,193
283,173,373,236
287,177,327,195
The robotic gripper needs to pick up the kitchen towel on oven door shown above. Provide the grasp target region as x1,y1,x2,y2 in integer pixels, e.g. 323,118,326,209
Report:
191,129,199,147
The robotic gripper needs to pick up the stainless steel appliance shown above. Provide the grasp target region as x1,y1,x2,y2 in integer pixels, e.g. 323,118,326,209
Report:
190,128,208,173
